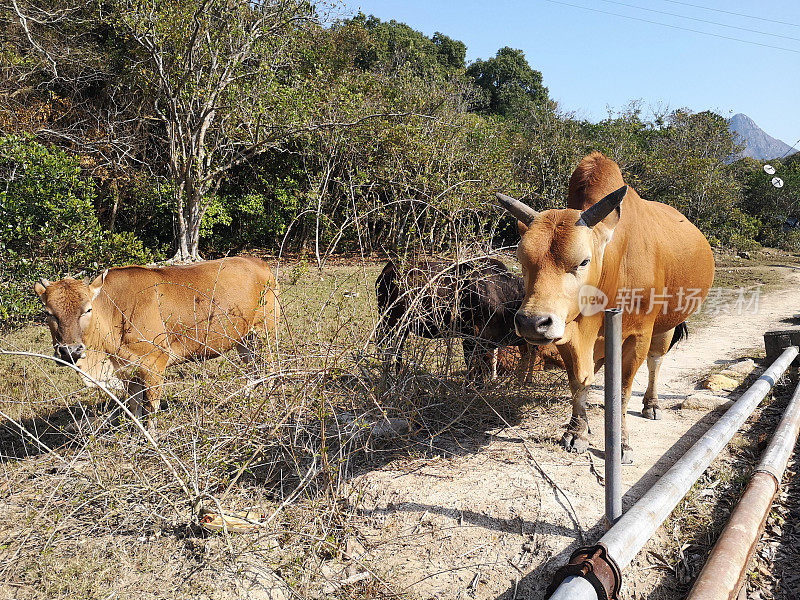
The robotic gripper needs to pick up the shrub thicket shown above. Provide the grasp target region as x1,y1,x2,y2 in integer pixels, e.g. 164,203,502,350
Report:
0,136,155,323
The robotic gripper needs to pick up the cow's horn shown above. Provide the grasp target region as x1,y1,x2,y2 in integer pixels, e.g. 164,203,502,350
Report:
496,192,539,224
39,278,51,288
577,185,627,228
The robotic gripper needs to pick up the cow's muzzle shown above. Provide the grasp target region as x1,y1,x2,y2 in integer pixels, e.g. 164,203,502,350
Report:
54,343,86,365
515,312,565,344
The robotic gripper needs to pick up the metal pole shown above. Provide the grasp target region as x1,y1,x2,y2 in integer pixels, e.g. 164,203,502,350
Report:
600,345,798,571
604,308,623,527
545,345,798,599
687,372,800,600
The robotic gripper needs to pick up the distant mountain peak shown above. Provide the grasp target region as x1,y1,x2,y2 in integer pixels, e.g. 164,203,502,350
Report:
728,113,795,161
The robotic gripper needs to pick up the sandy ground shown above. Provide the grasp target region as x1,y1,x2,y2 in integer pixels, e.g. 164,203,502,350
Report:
349,265,800,600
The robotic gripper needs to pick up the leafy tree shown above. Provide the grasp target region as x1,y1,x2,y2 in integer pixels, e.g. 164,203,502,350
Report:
740,155,800,249
583,101,653,178
506,104,590,208
466,47,549,115
0,3,776,261
340,14,467,80
643,110,742,226
112,0,317,261
1,0,155,181
0,135,152,323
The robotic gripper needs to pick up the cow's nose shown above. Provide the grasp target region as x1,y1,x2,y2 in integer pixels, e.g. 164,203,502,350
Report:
57,344,85,364
515,312,558,339
55,345,72,363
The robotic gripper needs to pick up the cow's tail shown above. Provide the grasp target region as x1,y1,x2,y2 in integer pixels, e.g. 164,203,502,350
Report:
669,322,688,350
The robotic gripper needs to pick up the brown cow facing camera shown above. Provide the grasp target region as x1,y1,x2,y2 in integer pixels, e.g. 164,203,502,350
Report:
34,256,280,430
497,152,714,462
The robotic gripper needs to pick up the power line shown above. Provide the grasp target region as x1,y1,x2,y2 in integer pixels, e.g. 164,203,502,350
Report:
781,138,800,159
662,0,800,30
597,0,800,43
542,0,800,55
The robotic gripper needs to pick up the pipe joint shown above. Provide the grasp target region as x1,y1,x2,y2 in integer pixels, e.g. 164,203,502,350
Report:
545,543,622,600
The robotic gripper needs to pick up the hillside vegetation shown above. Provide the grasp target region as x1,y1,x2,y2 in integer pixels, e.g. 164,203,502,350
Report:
1,0,798,322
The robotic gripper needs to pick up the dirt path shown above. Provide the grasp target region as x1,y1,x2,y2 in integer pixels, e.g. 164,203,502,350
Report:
350,266,800,600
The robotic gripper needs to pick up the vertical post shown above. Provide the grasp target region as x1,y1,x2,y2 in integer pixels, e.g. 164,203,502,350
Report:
604,308,623,527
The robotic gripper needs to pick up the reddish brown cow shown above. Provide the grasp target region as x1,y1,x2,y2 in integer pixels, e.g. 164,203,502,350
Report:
34,256,279,428
495,343,565,379
497,152,714,461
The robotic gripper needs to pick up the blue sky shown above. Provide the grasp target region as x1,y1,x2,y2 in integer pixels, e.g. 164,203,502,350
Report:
338,0,800,151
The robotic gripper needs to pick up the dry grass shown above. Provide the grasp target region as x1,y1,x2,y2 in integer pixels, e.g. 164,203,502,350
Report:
6,248,790,599
0,256,566,600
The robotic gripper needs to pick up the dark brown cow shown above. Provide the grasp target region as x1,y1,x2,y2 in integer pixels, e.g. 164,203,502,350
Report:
34,256,279,428
497,152,714,461
376,257,561,381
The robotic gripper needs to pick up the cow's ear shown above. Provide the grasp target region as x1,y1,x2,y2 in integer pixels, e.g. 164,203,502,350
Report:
517,220,529,236
599,204,621,231
88,270,107,301
578,185,625,229
34,279,51,301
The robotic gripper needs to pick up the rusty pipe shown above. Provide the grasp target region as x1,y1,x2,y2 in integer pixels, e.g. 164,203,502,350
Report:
546,345,798,600
687,368,800,600
599,345,798,572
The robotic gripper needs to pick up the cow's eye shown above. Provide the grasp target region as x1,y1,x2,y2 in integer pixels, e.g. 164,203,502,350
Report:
84,307,92,315
579,258,591,268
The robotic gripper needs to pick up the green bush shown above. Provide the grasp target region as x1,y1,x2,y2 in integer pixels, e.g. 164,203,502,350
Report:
106,174,174,254
0,135,153,324
202,160,304,253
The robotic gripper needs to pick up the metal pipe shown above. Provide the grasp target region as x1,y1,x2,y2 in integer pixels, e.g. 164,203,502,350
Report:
599,345,797,571
687,370,800,600
756,376,800,479
604,309,623,527
547,575,597,600
545,345,798,599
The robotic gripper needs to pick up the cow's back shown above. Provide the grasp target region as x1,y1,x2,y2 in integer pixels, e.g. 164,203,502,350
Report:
93,256,278,361
567,152,714,333
596,188,713,332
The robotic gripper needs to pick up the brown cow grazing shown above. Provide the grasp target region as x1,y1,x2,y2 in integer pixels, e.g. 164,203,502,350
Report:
34,256,279,429
497,152,714,462
495,343,565,380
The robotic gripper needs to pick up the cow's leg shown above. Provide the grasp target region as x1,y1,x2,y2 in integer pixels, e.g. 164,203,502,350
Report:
642,329,673,420
462,338,494,384
558,343,594,454
517,343,534,384
136,355,169,432
236,332,263,393
462,338,478,382
394,328,410,375
619,331,654,464
126,376,147,421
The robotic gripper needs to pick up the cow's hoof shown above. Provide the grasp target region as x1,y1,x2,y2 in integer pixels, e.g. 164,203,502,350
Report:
561,431,590,454
642,406,662,420
622,445,634,464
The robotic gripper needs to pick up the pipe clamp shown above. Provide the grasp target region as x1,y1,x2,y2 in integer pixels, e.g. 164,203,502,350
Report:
545,543,622,600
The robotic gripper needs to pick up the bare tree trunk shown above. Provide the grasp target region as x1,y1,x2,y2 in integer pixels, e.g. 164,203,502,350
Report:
109,185,120,233
172,186,204,262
